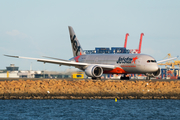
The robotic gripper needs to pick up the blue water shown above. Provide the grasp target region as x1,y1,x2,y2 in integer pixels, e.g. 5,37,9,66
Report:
0,99,180,120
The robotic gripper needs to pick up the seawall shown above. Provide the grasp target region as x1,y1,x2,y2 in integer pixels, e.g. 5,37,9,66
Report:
0,79,180,99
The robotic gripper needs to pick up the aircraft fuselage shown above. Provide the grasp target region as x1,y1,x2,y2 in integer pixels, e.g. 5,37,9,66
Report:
71,54,158,74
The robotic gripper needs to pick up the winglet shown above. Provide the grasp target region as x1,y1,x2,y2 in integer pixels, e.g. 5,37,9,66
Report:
4,54,39,60
4,54,19,58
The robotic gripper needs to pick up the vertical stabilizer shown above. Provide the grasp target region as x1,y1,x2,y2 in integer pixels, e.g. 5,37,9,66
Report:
68,26,84,57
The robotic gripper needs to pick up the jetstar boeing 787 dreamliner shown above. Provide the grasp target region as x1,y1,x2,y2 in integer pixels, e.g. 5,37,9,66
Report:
4,26,178,79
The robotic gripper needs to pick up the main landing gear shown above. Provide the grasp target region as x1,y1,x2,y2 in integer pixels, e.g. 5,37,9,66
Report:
92,77,101,80
120,74,130,80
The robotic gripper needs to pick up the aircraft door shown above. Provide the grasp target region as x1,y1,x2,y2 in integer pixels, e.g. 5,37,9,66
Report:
95,57,98,63
136,58,145,71
136,58,142,64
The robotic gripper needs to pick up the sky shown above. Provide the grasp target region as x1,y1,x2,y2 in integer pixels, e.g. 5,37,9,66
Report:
0,0,180,71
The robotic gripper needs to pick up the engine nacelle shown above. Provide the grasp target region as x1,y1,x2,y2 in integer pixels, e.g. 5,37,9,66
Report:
85,65,103,78
145,68,161,77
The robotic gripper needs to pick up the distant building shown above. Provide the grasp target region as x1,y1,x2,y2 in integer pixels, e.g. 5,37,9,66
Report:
84,47,130,54
6,64,19,71
0,64,19,78
0,64,83,78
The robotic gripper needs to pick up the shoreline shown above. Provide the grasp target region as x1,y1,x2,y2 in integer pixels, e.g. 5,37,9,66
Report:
0,79,180,99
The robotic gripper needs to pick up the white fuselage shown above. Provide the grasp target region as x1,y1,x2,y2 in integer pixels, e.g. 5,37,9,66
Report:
71,53,158,74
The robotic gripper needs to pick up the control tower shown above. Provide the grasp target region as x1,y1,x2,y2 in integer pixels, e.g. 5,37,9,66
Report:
6,64,19,71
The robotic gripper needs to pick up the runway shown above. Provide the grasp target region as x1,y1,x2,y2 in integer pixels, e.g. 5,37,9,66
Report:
0,78,179,82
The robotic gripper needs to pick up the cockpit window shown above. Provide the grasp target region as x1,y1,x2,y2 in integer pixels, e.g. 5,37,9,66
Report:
147,60,156,63
151,60,156,62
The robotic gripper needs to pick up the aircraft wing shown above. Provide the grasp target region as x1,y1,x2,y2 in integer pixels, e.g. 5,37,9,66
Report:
42,56,70,61
4,54,115,70
157,56,179,63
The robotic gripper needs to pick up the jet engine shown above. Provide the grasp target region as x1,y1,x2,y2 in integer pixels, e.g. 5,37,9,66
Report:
145,68,161,77
85,65,103,78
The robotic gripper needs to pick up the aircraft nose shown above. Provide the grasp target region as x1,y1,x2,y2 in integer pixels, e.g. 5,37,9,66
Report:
145,64,158,73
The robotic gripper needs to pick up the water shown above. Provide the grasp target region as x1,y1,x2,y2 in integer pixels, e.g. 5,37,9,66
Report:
0,99,180,120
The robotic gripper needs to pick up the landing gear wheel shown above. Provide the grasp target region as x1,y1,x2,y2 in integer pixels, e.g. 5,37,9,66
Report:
120,77,130,80
146,76,150,80
120,74,129,80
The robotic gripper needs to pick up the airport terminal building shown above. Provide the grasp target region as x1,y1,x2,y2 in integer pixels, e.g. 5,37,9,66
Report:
0,64,180,79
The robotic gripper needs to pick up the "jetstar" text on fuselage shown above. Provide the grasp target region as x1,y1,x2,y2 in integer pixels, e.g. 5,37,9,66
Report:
117,57,133,64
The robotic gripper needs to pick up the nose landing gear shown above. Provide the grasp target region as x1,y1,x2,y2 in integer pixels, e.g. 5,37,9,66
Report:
146,76,151,80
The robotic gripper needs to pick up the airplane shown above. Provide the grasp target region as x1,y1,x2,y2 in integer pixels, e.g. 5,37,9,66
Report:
4,26,178,80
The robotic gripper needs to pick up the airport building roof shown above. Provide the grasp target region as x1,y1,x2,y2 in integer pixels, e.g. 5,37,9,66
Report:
84,47,130,54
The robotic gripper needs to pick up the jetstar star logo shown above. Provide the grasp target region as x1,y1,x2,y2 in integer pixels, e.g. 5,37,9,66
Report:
132,56,138,64
117,56,138,64
74,55,81,62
